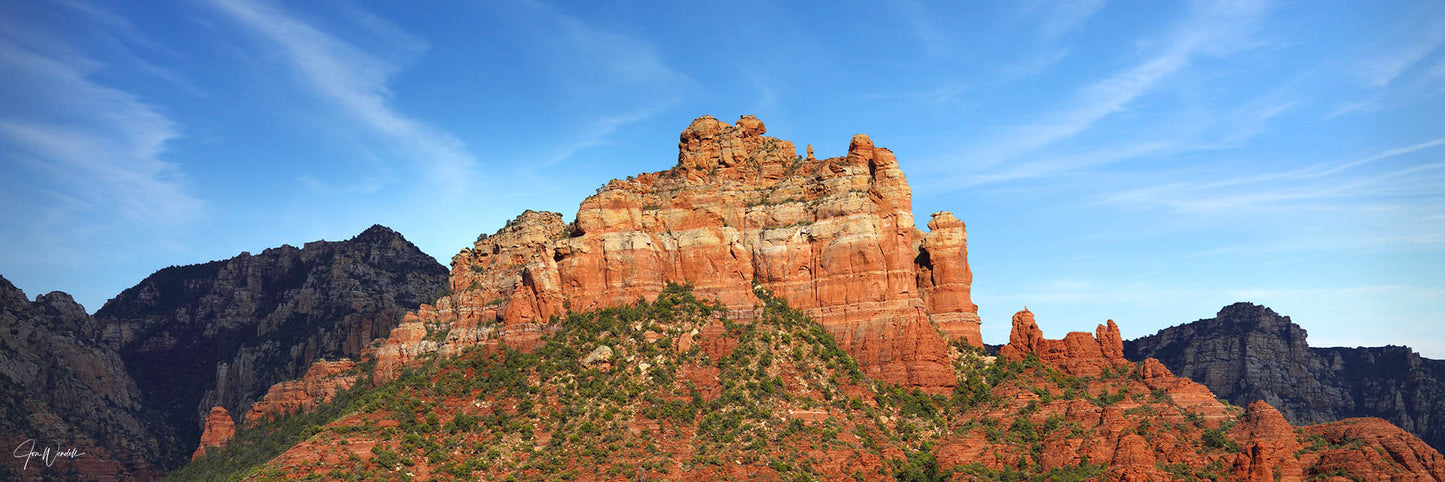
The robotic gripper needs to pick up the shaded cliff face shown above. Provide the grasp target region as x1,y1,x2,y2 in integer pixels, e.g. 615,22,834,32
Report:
374,115,980,391
93,225,448,469
1125,302,1445,451
0,276,161,480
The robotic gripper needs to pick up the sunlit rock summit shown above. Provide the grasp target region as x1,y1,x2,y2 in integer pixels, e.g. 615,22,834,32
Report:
374,115,981,390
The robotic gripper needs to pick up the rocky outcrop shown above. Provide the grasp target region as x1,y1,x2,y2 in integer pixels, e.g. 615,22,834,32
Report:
999,308,1128,377
998,309,1443,481
1300,417,1445,480
373,115,980,391
1125,302,1445,451
190,407,235,461
94,225,447,469
243,359,357,424
262,289,1444,481
0,275,162,479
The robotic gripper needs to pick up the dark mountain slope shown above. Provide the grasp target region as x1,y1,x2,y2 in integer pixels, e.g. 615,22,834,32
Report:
0,275,160,479
93,225,448,469
1125,302,1445,451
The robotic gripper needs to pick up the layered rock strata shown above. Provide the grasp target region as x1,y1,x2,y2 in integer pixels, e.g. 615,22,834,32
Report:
94,225,447,468
373,115,981,390
1125,302,1445,451
998,308,1126,377
243,359,357,424
190,407,235,461
0,275,161,479
190,359,359,460
999,307,1445,481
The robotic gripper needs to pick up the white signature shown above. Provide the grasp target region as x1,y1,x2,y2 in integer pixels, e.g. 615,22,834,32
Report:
12,439,84,470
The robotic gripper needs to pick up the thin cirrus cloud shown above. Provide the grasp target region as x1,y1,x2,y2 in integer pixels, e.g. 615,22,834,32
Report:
501,0,694,169
1101,136,1445,217
1024,0,1110,39
929,0,1274,187
1324,14,1445,119
0,26,200,227
1363,16,1445,88
538,107,666,169
206,0,477,195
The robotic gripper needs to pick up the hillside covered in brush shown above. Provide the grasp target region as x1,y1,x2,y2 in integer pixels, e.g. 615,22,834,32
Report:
181,284,1444,480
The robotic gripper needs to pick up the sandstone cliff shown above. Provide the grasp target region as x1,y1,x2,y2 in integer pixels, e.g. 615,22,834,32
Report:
242,359,357,424
373,115,980,391
190,407,235,461
0,275,161,480
1125,302,1445,451
93,224,447,469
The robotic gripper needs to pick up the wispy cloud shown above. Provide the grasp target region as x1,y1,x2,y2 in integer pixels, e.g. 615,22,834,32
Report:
207,0,476,194
893,0,948,57
1102,136,1445,215
538,107,662,168
1324,13,1445,119
944,141,1174,188
0,28,199,225
1363,16,1445,88
506,1,692,169
528,2,691,89
1022,0,1110,38
946,0,1274,174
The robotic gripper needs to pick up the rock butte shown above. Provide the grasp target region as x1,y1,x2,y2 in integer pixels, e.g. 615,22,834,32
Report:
191,407,235,461
372,114,980,390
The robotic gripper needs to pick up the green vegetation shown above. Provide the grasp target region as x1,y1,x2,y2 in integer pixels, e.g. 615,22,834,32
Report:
164,282,1389,481
165,360,379,481
951,461,1106,481
1201,428,1241,453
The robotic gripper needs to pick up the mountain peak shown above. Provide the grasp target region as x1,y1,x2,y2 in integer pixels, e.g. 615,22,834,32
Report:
350,224,403,243
374,114,980,388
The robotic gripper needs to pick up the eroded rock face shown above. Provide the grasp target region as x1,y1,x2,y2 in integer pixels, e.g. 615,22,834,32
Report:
995,311,1444,481
999,308,1127,377
94,225,447,469
0,275,162,479
268,294,1444,481
191,407,235,461
1300,417,1445,481
1126,302,1445,451
243,359,357,424
374,115,981,390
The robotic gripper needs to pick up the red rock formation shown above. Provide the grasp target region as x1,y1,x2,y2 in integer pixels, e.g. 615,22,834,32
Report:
917,212,982,346
1110,433,1168,481
243,359,357,424
191,407,235,461
999,308,1127,377
373,115,981,390
1232,401,1304,481
1138,358,1233,420
1301,418,1445,481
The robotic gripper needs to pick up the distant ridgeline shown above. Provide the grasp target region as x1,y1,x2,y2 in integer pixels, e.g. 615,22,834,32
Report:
1126,302,1445,452
0,225,447,478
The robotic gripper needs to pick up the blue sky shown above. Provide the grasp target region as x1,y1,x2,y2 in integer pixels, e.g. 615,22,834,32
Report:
2,0,1442,356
